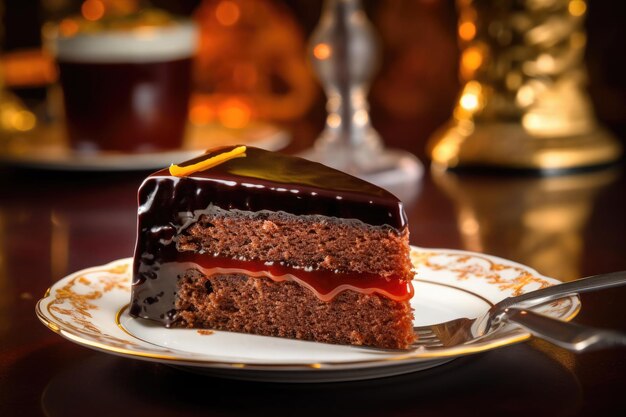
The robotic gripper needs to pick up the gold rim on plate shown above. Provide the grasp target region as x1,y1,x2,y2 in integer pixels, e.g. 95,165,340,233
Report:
35,248,581,370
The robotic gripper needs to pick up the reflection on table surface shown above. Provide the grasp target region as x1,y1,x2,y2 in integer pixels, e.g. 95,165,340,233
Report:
432,167,619,282
0,340,579,417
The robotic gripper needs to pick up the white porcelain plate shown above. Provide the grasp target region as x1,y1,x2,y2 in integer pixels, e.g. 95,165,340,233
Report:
36,247,580,382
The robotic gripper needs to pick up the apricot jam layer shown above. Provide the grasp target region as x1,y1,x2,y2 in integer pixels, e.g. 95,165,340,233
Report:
174,252,414,302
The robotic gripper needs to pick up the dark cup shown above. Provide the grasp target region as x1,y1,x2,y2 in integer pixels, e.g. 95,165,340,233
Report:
52,22,197,153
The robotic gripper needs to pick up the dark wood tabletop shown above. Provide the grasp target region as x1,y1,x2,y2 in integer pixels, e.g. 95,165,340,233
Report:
1,130,625,417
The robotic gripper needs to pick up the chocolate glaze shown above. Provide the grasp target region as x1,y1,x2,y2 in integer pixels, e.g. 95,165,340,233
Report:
131,146,408,325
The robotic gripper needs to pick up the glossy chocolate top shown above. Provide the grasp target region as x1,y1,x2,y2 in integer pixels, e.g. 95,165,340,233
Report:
146,146,407,229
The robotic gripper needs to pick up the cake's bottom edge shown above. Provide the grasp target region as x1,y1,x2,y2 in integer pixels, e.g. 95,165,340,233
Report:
174,269,416,350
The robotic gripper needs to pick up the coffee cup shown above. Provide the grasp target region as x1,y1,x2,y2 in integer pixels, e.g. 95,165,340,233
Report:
47,17,197,153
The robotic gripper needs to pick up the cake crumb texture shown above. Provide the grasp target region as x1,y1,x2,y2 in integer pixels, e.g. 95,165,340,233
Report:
176,269,416,349
177,211,411,279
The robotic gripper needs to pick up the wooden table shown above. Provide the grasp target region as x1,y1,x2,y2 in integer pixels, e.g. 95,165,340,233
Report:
1,138,625,416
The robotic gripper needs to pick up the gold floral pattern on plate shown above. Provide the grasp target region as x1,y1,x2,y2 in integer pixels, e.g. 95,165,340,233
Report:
36,247,581,381
411,250,552,296
45,262,139,349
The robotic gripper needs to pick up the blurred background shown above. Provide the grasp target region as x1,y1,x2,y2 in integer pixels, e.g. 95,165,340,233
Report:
0,0,623,161
0,0,624,284
2,4,626,414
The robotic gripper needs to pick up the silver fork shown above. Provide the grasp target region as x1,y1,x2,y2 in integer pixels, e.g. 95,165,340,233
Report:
412,270,626,352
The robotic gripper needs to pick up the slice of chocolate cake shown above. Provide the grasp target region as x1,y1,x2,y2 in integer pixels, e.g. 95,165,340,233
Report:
131,146,415,349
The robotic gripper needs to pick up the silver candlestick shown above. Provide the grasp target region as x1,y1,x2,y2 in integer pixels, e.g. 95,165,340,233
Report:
301,0,422,199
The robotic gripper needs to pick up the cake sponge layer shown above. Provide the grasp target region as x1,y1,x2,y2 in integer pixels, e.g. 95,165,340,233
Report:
176,269,416,349
177,208,412,279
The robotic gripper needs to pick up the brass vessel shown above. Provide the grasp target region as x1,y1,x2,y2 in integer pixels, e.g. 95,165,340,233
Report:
428,0,622,172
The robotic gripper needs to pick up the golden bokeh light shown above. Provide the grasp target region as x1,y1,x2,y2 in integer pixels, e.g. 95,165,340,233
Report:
458,21,476,41
81,0,106,22
505,71,522,91
568,0,586,17
459,93,479,111
313,43,332,60
218,99,251,129
216,1,241,26
461,47,483,71
353,109,369,126
460,45,486,80
460,214,480,235
458,81,484,113
327,113,340,128
516,85,536,107
189,104,215,126
1,50,57,87
5,110,37,132
59,18,79,37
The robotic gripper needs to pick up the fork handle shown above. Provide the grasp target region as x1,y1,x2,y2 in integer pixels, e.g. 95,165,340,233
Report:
497,270,626,311
506,308,626,352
